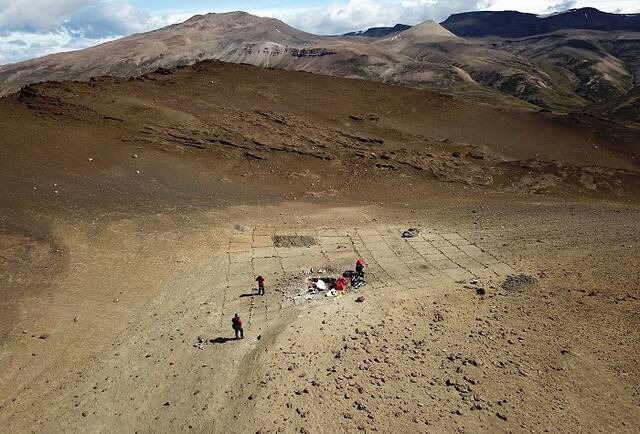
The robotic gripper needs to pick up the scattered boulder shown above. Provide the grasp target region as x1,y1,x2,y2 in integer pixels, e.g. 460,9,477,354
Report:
194,336,206,350
355,296,365,303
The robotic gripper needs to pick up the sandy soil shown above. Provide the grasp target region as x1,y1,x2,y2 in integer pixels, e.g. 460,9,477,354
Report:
0,61,638,433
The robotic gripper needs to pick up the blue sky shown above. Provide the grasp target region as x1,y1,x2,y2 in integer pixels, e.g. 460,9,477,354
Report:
1,0,638,65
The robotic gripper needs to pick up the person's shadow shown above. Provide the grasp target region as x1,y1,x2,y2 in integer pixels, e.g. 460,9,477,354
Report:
240,293,260,298
210,337,235,344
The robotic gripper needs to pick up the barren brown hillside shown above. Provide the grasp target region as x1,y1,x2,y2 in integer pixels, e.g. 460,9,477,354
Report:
0,61,638,433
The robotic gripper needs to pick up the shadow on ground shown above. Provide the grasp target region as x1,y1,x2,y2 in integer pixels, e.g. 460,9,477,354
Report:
209,337,237,344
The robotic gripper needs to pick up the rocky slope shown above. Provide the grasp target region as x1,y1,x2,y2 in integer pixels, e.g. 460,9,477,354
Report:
442,9,640,113
469,30,640,110
1,60,638,221
579,85,640,122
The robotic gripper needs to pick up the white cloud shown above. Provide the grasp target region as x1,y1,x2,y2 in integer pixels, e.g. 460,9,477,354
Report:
0,29,113,63
0,0,178,64
0,0,91,31
264,0,493,35
65,1,170,38
0,0,180,35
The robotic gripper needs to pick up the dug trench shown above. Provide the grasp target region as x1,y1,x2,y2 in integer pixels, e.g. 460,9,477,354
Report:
0,61,638,432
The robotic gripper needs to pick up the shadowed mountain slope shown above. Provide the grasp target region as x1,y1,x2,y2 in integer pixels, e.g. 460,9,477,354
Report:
344,24,412,37
441,8,640,38
441,9,640,111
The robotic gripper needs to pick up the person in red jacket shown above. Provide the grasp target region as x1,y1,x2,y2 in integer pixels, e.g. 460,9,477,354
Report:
335,276,348,291
232,313,244,339
256,275,265,296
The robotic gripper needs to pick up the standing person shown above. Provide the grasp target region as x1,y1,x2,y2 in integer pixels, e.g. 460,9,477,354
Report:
232,313,244,339
355,258,366,278
352,258,366,288
256,275,265,296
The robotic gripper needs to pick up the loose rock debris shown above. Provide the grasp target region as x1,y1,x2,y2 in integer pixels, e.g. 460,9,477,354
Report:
401,227,420,238
194,336,207,350
272,235,318,248
501,274,538,291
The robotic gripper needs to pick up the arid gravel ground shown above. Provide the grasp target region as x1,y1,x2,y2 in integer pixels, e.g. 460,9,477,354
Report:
0,62,638,433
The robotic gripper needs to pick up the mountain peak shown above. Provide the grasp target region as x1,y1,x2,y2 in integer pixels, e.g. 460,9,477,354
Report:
184,11,247,23
402,20,456,38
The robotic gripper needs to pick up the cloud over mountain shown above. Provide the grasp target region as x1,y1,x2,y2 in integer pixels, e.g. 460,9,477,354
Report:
256,0,489,35
0,0,173,63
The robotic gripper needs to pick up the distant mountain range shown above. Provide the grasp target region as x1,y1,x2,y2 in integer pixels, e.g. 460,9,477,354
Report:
0,8,638,121
441,8,640,38
441,8,640,119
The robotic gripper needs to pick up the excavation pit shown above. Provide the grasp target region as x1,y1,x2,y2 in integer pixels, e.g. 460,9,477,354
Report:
272,235,318,248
